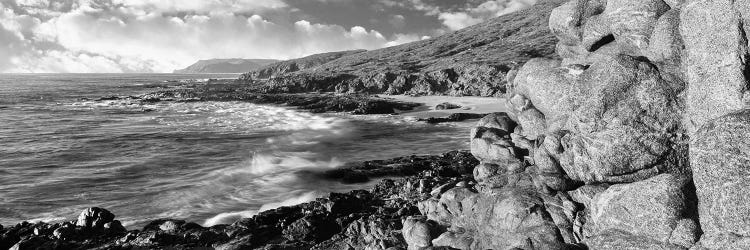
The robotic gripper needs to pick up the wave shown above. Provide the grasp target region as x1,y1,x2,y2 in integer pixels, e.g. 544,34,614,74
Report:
202,191,322,227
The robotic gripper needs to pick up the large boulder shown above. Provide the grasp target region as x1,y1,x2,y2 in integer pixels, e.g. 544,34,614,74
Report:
558,54,685,184
583,174,699,247
691,110,750,246
418,187,577,249
680,0,750,131
76,207,116,229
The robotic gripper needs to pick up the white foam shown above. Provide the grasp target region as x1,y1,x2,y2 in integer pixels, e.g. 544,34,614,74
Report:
202,191,322,227
203,210,258,227
258,191,322,212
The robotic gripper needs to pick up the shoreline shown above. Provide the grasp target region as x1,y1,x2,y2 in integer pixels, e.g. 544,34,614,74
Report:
0,151,478,249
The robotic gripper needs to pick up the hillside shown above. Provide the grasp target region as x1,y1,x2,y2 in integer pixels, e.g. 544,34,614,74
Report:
246,50,366,79
240,0,566,97
174,59,278,73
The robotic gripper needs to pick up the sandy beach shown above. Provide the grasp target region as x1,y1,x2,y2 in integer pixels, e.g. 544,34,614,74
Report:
381,95,507,119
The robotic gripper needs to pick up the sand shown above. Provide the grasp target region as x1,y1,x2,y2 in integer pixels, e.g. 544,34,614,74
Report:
381,95,507,119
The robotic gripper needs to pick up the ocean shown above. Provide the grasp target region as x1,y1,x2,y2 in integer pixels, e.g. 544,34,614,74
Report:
0,74,472,228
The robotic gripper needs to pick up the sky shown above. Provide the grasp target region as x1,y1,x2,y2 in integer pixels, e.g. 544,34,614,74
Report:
0,0,536,73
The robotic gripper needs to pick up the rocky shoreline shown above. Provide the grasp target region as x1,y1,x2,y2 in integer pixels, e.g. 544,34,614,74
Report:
0,151,479,249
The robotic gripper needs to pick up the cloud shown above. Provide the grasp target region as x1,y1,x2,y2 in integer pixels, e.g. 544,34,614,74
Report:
0,0,420,73
438,0,536,30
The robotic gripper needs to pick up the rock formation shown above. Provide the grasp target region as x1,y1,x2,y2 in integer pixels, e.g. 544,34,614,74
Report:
403,0,750,249
3,0,749,249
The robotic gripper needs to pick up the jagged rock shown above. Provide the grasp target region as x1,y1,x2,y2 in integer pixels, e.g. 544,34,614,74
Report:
691,110,750,246
558,54,684,184
76,207,116,229
338,216,403,250
282,215,338,242
583,174,698,246
402,216,440,249
680,0,750,131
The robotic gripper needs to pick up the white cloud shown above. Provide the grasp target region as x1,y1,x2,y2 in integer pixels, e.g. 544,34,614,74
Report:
0,0,419,73
439,0,536,30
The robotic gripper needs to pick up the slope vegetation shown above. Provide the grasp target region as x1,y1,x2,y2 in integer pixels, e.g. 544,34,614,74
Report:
241,0,566,97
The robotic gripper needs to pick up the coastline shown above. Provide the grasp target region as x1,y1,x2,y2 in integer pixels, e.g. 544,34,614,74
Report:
0,151,478,249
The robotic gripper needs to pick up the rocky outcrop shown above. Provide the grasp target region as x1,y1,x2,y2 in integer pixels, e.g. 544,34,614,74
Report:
238,0,568,97
134,81,421,114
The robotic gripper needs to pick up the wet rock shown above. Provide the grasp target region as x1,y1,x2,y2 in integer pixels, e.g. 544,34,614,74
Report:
419,113,487,124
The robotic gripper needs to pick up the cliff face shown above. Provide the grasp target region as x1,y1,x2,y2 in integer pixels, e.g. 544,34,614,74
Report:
174,59,278,73
240,0,567,97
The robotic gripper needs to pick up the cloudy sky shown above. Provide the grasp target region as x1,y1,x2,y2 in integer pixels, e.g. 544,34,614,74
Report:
0,0,536,73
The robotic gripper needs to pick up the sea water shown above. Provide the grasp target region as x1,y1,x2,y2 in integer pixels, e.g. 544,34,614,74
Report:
0,74,471,228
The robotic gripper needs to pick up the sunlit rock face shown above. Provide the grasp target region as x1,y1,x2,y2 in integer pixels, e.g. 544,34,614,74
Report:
409,0,749,248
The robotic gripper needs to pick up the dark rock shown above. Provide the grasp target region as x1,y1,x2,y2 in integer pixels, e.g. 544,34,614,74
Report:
136,84,421,115
282,215,338,242
435,102,461,110
76,207,116,229
419,113,487,124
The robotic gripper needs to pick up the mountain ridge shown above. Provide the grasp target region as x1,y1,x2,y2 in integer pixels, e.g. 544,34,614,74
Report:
174,58,279,74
